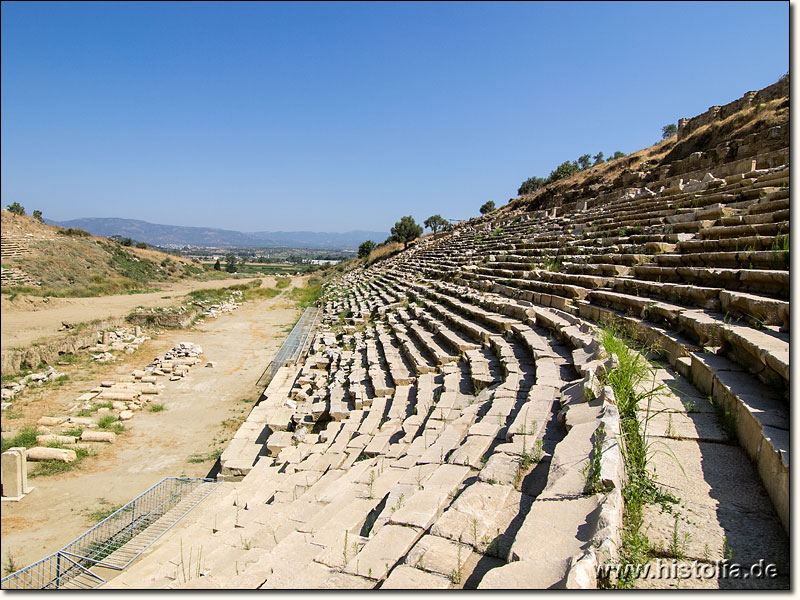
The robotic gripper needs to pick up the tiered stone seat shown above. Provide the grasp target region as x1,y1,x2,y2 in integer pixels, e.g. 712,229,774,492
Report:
96,77,789,591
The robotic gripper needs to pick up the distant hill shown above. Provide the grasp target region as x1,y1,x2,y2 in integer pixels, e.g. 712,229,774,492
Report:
47,218,389,250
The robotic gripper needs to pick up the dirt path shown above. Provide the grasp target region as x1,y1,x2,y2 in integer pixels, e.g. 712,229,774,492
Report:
0,288,303,572
0,276,267,351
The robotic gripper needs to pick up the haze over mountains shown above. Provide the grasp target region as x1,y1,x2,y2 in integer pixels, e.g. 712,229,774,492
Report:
48,217,390,250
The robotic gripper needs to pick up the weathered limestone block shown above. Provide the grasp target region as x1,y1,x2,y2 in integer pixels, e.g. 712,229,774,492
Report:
27,447,77,462
388,489,451,530
1,448,30,499
404,534,475,579
431,481,513,547
81,430,116,443
344,524,422,580
37,416,67,427
381,565,451,589
478,453,519,486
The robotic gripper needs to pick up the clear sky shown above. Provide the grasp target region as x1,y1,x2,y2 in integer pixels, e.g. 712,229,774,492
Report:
1,1,789,233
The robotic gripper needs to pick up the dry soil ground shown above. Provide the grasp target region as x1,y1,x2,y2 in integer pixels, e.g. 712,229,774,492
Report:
1,276,304,572
1,276,265,351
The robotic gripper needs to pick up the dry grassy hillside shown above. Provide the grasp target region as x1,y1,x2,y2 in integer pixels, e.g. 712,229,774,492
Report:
506,81,789,215
1,211,212,296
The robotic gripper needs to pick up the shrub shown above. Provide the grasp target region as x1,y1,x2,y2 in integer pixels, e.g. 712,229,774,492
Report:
57,227,91,237
548,160,581,181
358,240,376,258
479,201,496,215
32,210,43,222
517,176,546,196
662,123,677,139
6,202,25,216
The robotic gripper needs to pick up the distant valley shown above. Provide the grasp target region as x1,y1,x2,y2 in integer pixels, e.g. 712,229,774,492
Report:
48,217,389,250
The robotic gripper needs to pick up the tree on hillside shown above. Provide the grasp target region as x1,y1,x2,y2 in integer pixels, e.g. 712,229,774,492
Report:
593,152,605,166
517,176,546,196
6,202,25,216
358,240,376,258
548,160,580,182
479,201,496,215
662,123,677,139
214,259,222,271
424,214,448,235
391,216,423,248
577,154,593,170
611,151,626,160
32,210,43,222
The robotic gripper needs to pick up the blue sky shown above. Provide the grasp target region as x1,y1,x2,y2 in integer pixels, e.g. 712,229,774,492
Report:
1,1,788,233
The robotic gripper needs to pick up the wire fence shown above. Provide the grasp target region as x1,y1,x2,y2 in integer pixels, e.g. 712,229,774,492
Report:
1,477,216,590
256,306,320,388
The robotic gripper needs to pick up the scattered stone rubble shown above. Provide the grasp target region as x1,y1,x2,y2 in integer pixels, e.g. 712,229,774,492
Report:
1,366,66,404
88,326,150,363
2,341,206,477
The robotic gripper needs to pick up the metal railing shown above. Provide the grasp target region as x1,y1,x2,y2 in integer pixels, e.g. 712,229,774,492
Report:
256,306,320,388
1,477,216,590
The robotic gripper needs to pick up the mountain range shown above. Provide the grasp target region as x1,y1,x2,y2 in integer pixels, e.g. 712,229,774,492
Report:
48,217,389,250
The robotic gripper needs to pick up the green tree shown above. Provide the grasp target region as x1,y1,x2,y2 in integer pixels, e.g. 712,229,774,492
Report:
225,254,238,273
548,160,580,182
424,214,448,235
518,176,546,196
662,123,677,139
6,202,25,216
593,152,605,166
214,259,222,271
32,210,43,222
135,241,147,249
611,151,626,160
577,154,593,170
358,240,376,258
479,201,496,215
391,216,423,248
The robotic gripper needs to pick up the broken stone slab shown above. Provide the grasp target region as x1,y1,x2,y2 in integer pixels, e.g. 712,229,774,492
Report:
381,565,451,589
344,524,423,580
388,489,451,530
478,453,519,486
119,410,134,421
81,430,116,443
478,558,568,589
447,435,494,469
404,534,475,579
265,431,294,457
37,416,67,427
430,481,513,548
27,447,77,462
